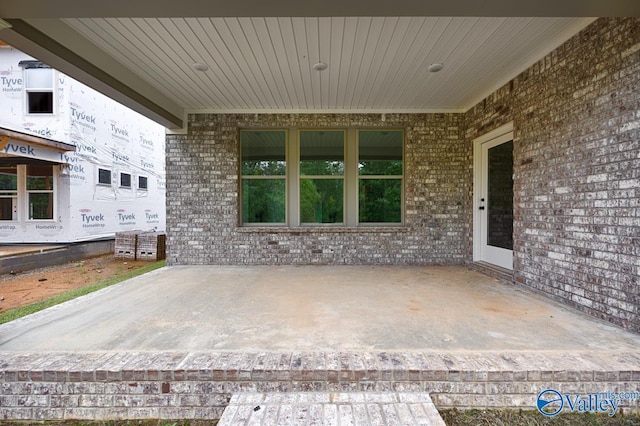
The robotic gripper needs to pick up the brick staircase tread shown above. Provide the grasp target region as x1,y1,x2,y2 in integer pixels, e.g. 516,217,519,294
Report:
2,350,639,378
218,392,445,425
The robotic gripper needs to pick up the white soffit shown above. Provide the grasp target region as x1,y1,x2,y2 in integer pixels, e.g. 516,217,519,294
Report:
61,17,595,113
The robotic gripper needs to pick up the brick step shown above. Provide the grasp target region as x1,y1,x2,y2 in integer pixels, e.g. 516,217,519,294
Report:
218,392,445,425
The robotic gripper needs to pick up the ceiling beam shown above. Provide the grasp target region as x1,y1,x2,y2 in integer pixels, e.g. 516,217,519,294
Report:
0,0,639,17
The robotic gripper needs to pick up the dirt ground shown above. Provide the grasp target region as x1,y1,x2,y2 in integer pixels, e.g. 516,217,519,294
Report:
0,255,155,312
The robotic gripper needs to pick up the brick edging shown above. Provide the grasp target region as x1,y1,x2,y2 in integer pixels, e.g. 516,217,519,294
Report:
1,350,639,420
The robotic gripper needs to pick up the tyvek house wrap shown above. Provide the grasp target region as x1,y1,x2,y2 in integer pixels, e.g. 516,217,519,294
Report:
0,47,166,243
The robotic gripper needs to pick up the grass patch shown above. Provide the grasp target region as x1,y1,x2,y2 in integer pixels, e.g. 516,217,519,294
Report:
440,408,640,425
0,260,166,325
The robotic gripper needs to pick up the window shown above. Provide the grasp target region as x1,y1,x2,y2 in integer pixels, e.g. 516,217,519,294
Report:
120,172,132,188
240,130,286,224
300,130,344,224
240,129,403,227
24,66,54,114
138,176,148,190
26,165,54,220
0,166,18,221
98,168,112,185
358,130,403,223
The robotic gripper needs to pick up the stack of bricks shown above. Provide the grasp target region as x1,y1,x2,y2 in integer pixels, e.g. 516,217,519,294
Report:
136,232,167,261
114,231,139,260
114,231,166,261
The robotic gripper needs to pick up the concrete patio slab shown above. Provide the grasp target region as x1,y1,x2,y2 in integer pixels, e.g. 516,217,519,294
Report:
1,265,639,352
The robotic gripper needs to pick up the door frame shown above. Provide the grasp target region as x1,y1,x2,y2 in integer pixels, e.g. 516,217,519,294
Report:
473,122,514,270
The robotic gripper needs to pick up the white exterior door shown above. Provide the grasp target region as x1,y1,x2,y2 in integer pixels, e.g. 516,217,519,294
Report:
473,123,514,270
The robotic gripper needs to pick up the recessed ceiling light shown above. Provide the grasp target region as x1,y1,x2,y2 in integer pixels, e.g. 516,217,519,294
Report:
428,63,444,73
313,62,328,71
192,62,209,72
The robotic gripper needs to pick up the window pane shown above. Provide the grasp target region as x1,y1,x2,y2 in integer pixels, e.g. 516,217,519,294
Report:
300,130,344,176
27,92,53,114
120,173,131,187
242,179,286,223
25,68,53,89
359,179,402,223
300,179,343,224
26,165,53,190
0,198,15,221
241,130,286,175
29,193,53,220
0,166,18,191
359,130,403,175
98,168,112,185
138,176,148,189
487,140,514,250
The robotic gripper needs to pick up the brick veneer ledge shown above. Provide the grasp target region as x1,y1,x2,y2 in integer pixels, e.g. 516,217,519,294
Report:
1,350,639,420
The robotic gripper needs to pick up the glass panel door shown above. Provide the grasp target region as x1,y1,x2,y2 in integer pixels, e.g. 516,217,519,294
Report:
487,140,513,250
474,127,514,271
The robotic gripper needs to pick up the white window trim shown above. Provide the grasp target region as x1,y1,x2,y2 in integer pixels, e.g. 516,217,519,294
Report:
23,67,56,116
0,166,19,222
24,164,58,222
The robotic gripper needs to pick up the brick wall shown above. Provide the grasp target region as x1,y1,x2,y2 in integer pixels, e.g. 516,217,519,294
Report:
166,113,468,265
465,18,640,333
2,351,639,420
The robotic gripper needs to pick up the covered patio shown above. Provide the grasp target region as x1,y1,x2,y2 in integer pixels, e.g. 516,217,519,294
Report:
0,1,638,422
1,265,639,420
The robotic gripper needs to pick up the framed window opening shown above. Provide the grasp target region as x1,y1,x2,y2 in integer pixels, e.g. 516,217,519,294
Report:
0,165,18,221
120,172,132,188
97,168,112,186
138,176,148,190
240,128,404,227
240,130,287,225
299,130,345,225
21,62,54,115
26,165,55,220
357,130,404,225
0,164,58,222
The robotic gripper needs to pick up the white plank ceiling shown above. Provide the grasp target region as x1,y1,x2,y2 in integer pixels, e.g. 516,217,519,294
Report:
62,17,594,113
